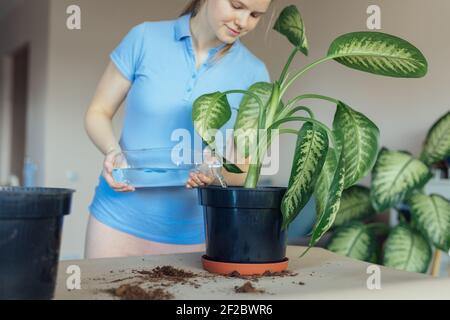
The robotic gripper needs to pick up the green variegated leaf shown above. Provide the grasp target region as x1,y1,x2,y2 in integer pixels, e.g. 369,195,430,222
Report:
383,224,432,273
333,102,380,188
192,92,231,146
327,222,377,262
273,5,308,55
281,122,328,229
334,185,376,227
371,148,432,212
234,82,273,158
314,148,338,218
309,153,346,247
222,162,244,174
408,193,450,252
328,32,428,78
420,111,450,166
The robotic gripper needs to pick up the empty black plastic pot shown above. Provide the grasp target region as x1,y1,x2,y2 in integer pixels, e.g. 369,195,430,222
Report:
198,186,287,263
0,187,75,300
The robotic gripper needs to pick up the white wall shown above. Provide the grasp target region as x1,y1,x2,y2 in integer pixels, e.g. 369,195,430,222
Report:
1,0,448,259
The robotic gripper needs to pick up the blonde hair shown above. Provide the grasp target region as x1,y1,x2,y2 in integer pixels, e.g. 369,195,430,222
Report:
179,0,275,64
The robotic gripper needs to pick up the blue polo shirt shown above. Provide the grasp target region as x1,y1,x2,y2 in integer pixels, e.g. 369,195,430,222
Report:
88,13,270,245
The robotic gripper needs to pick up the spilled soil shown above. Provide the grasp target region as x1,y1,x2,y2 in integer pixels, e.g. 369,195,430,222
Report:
101,266,302,300
234,281,265,294
107,284,174,300
103,266,197,300
226,270,298,282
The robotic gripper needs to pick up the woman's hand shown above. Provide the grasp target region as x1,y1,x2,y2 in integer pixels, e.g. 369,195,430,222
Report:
185,172,215,189
185,148,221,189
102,149,135,192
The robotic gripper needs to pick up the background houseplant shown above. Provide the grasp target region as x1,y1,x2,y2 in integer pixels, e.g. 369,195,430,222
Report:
193,4,428,265
326,111,450,273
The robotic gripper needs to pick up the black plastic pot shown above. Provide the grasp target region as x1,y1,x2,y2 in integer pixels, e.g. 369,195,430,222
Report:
198,186,287,263
0,187,74,300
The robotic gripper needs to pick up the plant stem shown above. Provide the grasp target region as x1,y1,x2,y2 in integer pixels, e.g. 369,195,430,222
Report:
285,94,339,110
280,71,291,89
244,163,262,188
245,127,300,188
244,125,282,188
280,51,395,98
221,89,266,176
263,82,281,129
276,105,315,122
269,116,337,151
280,56,335,97
221,90,265,112
279,128,299,135
278,48,299,85
366,223,390,236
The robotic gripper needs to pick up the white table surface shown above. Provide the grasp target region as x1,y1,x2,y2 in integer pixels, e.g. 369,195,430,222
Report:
55,246,450,300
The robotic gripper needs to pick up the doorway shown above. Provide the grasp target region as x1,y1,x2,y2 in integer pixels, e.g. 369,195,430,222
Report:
0,44,29,186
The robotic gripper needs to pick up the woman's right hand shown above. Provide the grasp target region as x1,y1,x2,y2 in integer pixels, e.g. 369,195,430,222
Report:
102,149,135,192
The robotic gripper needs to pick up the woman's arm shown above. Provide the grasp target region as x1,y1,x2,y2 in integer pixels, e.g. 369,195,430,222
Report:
84,61,131,155
85,61,135,192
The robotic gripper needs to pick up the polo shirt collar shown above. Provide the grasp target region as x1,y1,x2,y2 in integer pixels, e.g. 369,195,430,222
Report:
174,13,191,41
174,13,240,53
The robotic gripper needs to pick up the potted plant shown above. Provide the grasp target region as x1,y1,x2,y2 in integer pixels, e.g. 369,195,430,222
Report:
326,111,450,273
192,5,428,275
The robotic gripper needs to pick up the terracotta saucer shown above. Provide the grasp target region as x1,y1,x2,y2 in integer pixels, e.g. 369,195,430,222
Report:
201,255,289,276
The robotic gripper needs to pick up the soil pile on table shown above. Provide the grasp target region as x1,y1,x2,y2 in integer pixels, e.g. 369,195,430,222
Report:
234,281,265,294
135,266,194,280
227,270,298,282
109,284,174,300
132,266,199,287
104,266,199,300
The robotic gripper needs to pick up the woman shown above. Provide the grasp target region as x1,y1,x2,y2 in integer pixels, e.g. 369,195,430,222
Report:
84,0,273,259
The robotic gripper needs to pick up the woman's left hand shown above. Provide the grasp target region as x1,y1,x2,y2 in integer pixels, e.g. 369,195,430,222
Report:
185,172,215,189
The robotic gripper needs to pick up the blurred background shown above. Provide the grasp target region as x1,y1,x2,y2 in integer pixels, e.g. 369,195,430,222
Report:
0,0,449,260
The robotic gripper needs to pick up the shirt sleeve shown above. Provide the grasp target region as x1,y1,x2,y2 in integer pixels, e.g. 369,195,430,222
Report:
110,23,147,82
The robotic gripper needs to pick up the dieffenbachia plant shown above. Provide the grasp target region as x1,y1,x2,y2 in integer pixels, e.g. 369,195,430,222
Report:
326,111,450,273
192,5,428,251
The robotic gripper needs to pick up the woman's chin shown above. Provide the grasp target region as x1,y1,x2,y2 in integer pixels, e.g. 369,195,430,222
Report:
218,34,238,45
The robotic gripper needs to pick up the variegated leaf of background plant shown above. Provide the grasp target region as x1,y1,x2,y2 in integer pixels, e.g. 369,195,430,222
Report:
420,111,450,165
383,224,432,273
409,193,450,252
371,149,432,212
327,222,376,262
334,185,375,227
